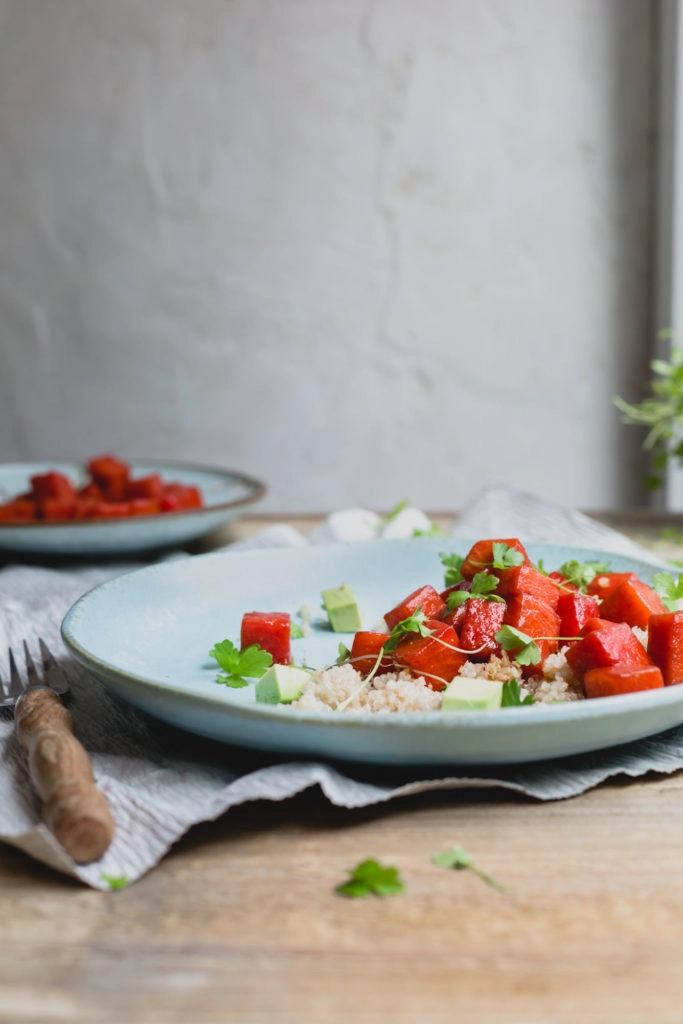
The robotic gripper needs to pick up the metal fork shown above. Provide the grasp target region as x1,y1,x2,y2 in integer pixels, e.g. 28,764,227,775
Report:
0,639,69,708
1,641,115,864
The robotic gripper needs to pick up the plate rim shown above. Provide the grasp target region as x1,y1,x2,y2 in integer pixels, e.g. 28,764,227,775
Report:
60,537,683,732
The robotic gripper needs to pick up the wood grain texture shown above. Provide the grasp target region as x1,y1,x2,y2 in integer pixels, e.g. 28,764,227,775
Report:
4,513,683,1023
2,776,683,1023
15,688,115,864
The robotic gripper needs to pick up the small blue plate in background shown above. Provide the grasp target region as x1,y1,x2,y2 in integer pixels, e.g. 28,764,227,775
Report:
0,459,266,555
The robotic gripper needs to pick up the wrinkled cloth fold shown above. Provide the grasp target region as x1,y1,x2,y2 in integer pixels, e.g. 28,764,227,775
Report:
0,487,678,889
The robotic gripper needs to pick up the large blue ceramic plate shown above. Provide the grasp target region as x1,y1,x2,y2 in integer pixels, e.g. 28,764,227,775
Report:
0,460,265,555
61,538,683,765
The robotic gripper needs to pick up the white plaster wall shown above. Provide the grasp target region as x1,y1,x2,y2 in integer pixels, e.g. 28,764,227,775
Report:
0,0,653,512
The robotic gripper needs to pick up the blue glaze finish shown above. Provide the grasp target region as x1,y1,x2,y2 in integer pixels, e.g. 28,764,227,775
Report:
0,460,265,554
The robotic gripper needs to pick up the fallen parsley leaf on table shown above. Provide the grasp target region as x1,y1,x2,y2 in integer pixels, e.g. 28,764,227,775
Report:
336,859,405,898
653,571,683,611
101,873,130,891
209,639,273,688
432,847,506,892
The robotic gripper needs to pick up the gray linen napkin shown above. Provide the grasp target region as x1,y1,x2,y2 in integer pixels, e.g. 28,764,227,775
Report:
1,487,681,890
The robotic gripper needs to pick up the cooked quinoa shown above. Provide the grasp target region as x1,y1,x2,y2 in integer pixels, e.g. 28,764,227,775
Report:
292,647,586,713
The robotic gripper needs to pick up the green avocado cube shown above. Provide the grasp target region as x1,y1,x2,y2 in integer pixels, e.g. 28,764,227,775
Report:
255,665,311,705
321,583,362,632
440,677,503,712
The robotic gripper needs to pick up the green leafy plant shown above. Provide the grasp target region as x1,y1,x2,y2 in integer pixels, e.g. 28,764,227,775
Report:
432,846,506,892
209,639,273,688
336,859,405,898
614,340,683,490
290,622,304,639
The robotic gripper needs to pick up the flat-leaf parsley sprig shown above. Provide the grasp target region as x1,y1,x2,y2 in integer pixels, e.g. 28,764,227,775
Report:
336,859,405,898
209,639,273,688
432,846,506,892
446,571,504,610
555,559,610,594
494,625,541,666
439,551,465,587
501,679,535,706
653,571,683,611
382,607,435,654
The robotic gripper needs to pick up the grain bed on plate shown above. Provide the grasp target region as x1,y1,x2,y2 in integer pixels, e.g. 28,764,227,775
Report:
292,649,585,713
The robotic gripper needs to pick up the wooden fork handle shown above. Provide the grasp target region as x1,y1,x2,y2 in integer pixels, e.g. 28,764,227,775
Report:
15,688,116,864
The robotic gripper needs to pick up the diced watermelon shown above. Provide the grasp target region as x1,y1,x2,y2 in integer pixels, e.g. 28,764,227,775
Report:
0,498,38,522
503,593,561,671
89,502,131,519
565,621,653,683
584,664,664,698
127,497,161,516
647,611,683,686
349,632,393,677
458,598,506,660
557,591,601,638
393,619,467,691
30,471,77,502
87,454,130,500
241,612,291,665
586,572,638,600
598,578,667,630
39,498,76,521
460,538,531,580
126,474,164,500
384,585,446,631
495,564,560,610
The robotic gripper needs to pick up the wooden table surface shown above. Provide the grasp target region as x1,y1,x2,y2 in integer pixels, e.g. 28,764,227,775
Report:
3,513,683,1024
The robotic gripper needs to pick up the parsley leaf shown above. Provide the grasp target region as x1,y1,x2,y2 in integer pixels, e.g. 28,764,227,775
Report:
653,571,683,610
494,625,541,666
413,524,448,538
209,639,273,688
556,559,610,593
501,679,535,706
491,542,525,569
336,858,405,898
290,622,304,639
432,846,506,892
336,641,351,664
101,873,130,891
446,572,503,610
383,607,435,654
440,551,465,587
